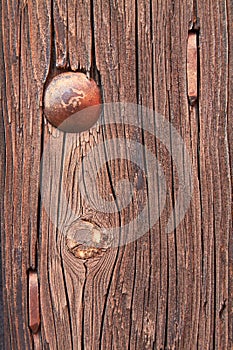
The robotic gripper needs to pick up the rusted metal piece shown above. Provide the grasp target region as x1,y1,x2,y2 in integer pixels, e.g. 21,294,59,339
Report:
28,271,40,334
187,32,198,105
188,16,200,31
44,72,102,133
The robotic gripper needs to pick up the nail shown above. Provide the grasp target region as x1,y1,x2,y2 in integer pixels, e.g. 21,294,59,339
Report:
187,32,198,105
29,271,40,334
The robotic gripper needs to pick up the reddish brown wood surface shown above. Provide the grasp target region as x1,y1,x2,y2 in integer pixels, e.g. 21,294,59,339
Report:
0,0,232,349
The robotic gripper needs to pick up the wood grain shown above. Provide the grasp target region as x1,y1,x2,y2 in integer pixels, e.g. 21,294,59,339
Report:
0,0,232,349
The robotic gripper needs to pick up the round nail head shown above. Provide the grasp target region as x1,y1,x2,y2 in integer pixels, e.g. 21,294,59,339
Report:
44,72,102,132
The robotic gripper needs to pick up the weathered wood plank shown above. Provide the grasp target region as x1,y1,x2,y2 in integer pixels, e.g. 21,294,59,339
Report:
196,1,232,348
0,0,232,349
226,1,233,347
0,9,5,345
1,0,51,348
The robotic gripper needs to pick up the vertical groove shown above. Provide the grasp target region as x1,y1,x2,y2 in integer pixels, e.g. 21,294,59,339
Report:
226,1,233,347
0,0,5,347
81,264,87,350
57,135,74,349
192,1,204,345
135,0,140,104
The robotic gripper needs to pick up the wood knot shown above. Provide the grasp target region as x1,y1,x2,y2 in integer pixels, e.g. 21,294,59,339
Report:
65,220,112,260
